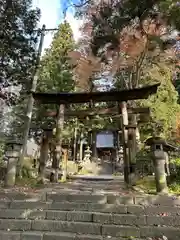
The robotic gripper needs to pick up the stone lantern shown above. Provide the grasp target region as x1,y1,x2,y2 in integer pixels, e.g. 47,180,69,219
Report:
5,141,22,187
145,137,176,194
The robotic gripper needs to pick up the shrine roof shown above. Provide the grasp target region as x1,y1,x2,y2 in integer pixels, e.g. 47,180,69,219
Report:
32,83,160,104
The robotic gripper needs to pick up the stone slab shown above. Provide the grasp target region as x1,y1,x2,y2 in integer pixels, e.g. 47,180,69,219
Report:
135,195,180,206
0,209,45,220
0,219,31,231
32,220,101,235
50,202,127,213
46,211,67,220
75,234,103,240
0,200,10,208
10,201,51,210
140,226,180,239
107,195,134,205
67,211,92,222
0,192,45,201
93,213,146,225
43,232,75,240
147,215,174,226
0,231,20,240
145,206,180,216
127,205,145,215
102,225,140,237
47,193,107,204
21,232,43,240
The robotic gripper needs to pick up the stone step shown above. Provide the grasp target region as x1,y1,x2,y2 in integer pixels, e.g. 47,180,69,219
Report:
0,192,134,204
0,209,145,224
3,200,138,213
6,201,180,215
2,200,180,216
0,220,179,239
0,209,180,227
46,193,135,204
0,231,144,240
0,191,46,201
1,191,180,207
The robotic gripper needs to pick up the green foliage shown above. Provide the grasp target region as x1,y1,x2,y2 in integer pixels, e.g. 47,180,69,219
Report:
31,21,76,140
37,21,75,93
7,97,28,139
140,64,180,139
135,176,156,194
136,176,180,195
169,156,180,184
171,157,180,166
16,176,40,188
0,0,41,140
169,182,180,194
0,0,40,91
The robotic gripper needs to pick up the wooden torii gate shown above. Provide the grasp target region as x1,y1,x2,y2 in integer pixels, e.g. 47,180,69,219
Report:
32,83,160,183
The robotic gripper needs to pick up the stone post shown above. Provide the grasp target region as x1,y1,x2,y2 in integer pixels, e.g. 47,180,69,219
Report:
61,147,68,182
5,142,22,187
120,101,130,184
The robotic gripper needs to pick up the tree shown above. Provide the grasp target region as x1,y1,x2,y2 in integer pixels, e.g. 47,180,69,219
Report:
79,0,180,53
34,20,76,143
72,0,180,86
0,0,40,94
32,21,76,182
34,21,76,136
37,21,75,93
139,64,180,139
0,0,41,144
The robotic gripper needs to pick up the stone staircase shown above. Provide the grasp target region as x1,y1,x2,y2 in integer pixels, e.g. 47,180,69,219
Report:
0,179,180,240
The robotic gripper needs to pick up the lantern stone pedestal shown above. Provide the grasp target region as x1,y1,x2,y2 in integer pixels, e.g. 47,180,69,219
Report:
145,137,172,194
5,141,22,187
153,150,168,193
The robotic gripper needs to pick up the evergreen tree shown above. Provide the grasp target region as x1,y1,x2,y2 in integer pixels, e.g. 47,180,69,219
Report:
0,0,40,140
140,64,180,139
31,21,76,136
37,21,75,92
0,0,40,94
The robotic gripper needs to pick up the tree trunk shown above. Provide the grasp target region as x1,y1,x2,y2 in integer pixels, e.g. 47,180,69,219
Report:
54,104,65,182
128,114,137,185
38,133,49,184
120,101,130,184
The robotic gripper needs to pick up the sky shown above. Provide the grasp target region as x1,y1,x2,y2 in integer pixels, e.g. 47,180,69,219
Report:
32,0,82,53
